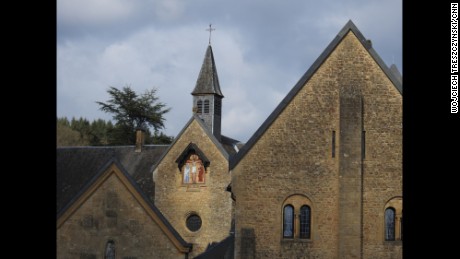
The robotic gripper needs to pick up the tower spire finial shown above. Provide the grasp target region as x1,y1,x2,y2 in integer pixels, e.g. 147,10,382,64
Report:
206,24,215,45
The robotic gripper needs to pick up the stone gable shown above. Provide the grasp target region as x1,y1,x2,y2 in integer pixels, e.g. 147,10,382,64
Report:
57,21,401,259
153,118,233,257
57,169,185,259
232,30,402,259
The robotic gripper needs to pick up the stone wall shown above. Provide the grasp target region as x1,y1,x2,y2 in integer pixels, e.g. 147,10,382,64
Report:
232,31,402,259
153,118,233,257
57,173,185,259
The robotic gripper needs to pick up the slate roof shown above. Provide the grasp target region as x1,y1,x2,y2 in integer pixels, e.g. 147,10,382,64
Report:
57,117,243,215
150,115,243,176
56,145,168,215
57,158,192,251
191,45,224,97
229,20,402,170
194,234,235,259
221,135,244,157
390,64,402,86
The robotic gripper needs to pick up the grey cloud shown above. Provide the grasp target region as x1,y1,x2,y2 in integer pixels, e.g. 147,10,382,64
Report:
57,0,402,142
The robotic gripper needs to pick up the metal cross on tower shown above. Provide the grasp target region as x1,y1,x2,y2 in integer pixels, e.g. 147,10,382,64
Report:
206,24,215,45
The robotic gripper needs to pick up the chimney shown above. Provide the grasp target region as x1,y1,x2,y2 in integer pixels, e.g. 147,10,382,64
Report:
135,128,145,153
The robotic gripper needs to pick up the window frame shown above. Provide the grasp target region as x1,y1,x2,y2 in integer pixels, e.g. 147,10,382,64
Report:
197,100,203,114
186,214,202,232
383,197,403,242
204,99,210,113
283,204,295,238
384,207,396,241
104,240,115,259
281,194,313,241
299,205,311,239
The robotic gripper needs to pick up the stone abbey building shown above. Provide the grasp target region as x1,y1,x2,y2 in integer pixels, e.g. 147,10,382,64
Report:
57,21,402,259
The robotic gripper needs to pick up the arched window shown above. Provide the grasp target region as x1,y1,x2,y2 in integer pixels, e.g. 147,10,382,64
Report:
197,100,203,114
384,197,402,241
204,100,210,113
299,205,311,239
282,194,313,240
105,240,115,259
283,205,294,238
385,207,396,241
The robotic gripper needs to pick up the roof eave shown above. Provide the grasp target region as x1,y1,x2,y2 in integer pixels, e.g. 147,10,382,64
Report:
57,160,192,252
151,115,230,174
229,20,402,170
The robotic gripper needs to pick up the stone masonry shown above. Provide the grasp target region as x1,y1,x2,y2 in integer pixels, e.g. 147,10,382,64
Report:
57,171,185,259
57,21,401,259
153,118,233,258
232,29,402,259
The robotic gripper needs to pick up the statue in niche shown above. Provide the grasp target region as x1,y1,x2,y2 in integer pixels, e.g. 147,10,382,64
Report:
183,154,205,184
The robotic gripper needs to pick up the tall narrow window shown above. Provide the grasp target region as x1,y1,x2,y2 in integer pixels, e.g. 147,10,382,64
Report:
204,100,210,113
105,240,115,259
385,208,396,241
299,205,311,239
362,131,366,159
384,197,402,241
332,131,336,158
283,205,294,238
197,100,203,114
215,99,221,116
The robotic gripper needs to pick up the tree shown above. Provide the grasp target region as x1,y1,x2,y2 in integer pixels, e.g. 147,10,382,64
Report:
70,117,91,141
147,131,175,144
96,86,171,145
56,117,89,146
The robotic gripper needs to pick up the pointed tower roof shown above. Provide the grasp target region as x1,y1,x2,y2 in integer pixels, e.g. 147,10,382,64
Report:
191,45,224,97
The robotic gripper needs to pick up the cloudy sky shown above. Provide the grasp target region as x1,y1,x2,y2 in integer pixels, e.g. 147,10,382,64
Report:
57,0,402,143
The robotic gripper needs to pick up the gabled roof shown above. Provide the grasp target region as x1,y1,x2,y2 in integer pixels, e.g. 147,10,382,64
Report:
175,142,211,171
57,145,168,214
220,135,244,157
151,114,230,173
191,45,224,97
57,159,192,253
229,20,402,170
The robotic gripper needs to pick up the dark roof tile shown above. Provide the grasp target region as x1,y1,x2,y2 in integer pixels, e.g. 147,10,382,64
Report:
194,234,234,259
390,64,402,86
56,145,168,214
57,158,192,251
191,45,224,97
220,135,244,157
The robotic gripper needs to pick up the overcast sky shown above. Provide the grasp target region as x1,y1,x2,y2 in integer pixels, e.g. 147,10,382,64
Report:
57,0,401,143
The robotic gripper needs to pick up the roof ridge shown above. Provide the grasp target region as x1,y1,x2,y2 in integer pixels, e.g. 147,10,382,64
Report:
150,115,230,174
57,145,135,149
57,159,192,251
229,20,402,170
56,144,170,149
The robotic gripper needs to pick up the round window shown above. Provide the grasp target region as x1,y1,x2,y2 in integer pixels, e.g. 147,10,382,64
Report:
186,214,202,232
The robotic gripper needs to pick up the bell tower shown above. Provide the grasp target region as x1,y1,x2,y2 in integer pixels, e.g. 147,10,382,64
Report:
191,44,224,141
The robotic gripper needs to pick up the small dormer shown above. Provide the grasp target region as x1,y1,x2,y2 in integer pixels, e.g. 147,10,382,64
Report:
175,143,210,189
